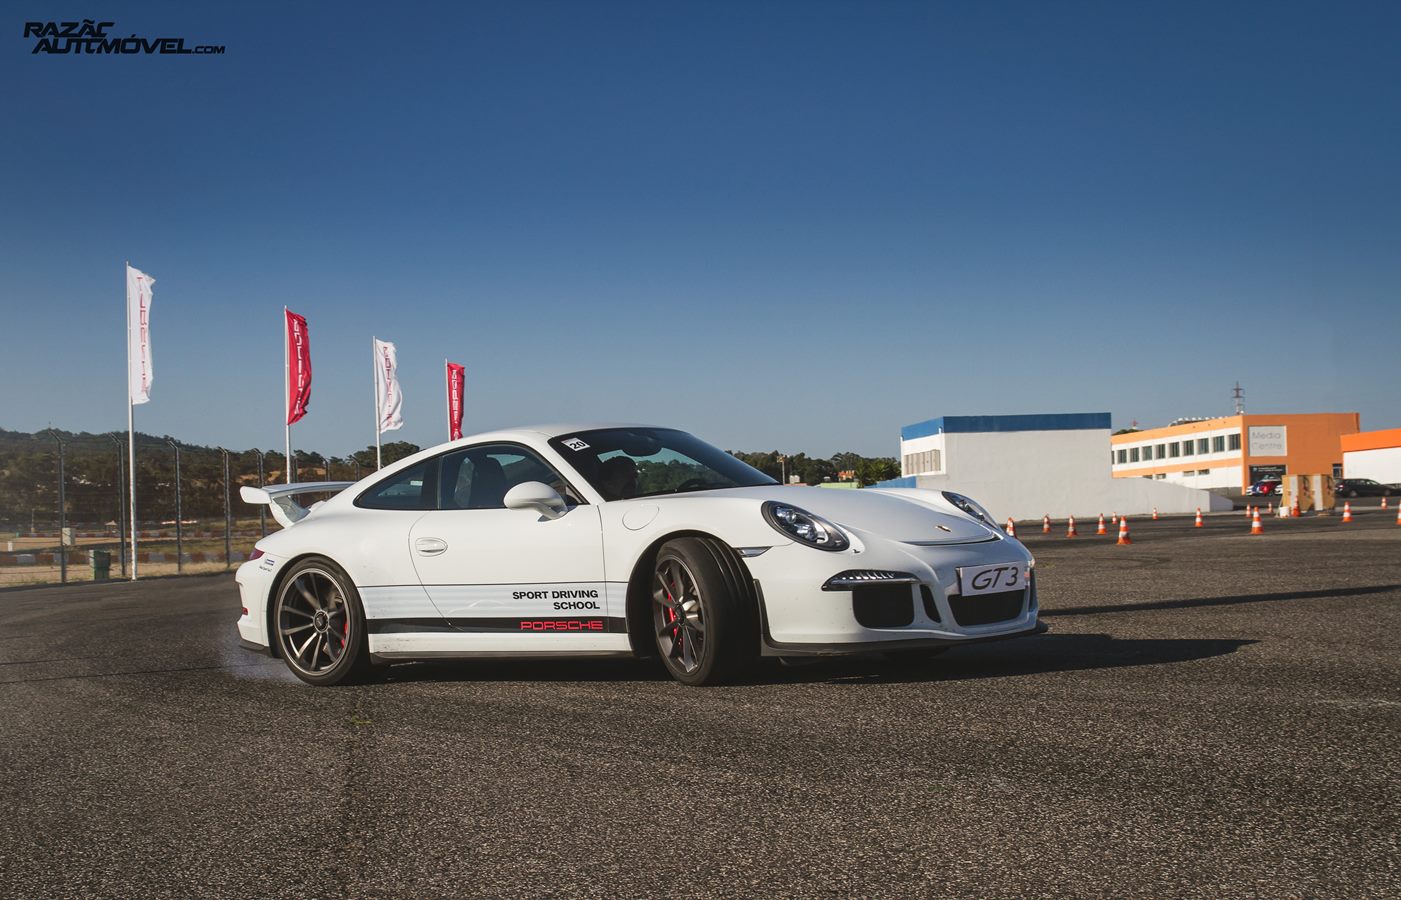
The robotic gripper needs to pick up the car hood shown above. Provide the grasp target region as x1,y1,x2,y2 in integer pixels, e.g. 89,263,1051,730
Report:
657,485,1000,545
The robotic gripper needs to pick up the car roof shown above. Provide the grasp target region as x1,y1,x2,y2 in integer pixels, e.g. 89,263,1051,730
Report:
443,423,668,445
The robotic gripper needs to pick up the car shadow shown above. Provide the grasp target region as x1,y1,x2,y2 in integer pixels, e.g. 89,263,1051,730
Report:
1041,583,1400,618
369,632,1254,688
767,633,1255,685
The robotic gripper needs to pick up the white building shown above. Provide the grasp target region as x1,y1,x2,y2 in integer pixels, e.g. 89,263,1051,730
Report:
876,413,1231,522
1341,428,1401,484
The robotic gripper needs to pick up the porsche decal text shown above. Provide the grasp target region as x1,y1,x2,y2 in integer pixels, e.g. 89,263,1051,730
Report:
519,619,605,631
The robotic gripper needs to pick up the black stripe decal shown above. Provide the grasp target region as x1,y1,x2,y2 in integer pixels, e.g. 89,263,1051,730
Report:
367,616,628,635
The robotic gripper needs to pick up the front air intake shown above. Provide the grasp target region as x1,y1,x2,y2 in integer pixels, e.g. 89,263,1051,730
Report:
851,584,916,628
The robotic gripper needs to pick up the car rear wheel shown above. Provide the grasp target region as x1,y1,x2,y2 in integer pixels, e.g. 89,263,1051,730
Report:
651,537,756,686
274,557,370,686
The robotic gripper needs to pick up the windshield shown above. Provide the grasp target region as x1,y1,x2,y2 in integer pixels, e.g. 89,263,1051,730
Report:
549,428,778,500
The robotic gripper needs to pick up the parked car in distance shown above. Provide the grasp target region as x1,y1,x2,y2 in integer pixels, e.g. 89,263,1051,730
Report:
1336,478,1398,497
1245,478,1282,496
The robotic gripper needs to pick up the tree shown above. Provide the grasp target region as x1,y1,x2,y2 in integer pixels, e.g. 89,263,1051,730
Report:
855,457,900,486
350,442,421,469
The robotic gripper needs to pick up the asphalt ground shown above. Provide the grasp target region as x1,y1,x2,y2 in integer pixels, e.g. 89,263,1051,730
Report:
0,511,1397,898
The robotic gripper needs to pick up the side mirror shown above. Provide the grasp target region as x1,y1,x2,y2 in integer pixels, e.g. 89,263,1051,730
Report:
503,481,567,519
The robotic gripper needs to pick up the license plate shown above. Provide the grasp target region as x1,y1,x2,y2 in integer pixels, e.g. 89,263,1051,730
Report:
957,562,1026,597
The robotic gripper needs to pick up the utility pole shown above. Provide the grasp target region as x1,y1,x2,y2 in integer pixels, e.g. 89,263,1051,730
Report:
47,432,67,584
109,435,126,578
255,450,267,537
220,448,232,568
166,438,183,574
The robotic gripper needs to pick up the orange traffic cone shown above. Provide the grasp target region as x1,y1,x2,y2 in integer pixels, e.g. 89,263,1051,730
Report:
1042,514,1051,534
1096,514,1107,535
1067,515,1078,538
1395,504,1400,526
1152,507,1159,520
1381,496,1388,510
1250,508,1264,535
1194,508,1203,528
1292,501,1301,518
1006,517,1016,536
1341,502,1353,524
1117,517,1132,545
1111,512,1119,525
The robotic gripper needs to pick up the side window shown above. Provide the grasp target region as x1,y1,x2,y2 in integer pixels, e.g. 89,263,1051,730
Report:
356,459,437,510
439,444,582,510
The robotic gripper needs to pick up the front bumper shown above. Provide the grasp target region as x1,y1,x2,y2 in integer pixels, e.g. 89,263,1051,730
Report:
740,536,1041,655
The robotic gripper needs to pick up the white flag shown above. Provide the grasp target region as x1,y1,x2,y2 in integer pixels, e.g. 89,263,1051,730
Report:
126,264,155,405
374,338,404,433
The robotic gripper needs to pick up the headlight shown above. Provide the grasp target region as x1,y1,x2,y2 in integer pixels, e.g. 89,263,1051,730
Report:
942,491,996,527
762,501,850,551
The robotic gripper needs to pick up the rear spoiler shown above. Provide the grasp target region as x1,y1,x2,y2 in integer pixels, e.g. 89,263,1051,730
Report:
239,481,356,528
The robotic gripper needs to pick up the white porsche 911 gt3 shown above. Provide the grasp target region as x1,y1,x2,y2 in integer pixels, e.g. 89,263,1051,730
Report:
236,425,1044,686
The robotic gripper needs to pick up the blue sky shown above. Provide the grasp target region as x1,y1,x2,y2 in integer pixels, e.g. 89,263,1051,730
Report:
2,1,1398,457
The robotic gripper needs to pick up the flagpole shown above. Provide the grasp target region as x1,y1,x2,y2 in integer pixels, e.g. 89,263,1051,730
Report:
284,307,291,484
373,337,382,469
126,261,139,581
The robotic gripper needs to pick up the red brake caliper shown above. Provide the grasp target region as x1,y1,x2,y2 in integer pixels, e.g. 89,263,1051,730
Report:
664,579,679,649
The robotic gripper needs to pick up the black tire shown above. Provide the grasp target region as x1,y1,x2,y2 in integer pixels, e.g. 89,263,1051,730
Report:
651,537,757,686
273,556,371,686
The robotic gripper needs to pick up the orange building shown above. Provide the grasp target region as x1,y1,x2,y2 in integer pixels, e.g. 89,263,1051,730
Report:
1110,413,1360,493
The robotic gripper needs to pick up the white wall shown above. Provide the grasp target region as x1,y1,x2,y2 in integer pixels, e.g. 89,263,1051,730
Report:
901,428,1232,521
1344,447,1401,484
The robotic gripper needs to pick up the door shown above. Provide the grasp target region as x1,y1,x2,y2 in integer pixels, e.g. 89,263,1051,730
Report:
406,443,626,652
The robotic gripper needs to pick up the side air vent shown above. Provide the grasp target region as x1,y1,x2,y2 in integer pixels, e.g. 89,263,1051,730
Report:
919,584,941,623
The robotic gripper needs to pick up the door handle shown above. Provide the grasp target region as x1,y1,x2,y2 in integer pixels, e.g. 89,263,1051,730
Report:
415,537,448,556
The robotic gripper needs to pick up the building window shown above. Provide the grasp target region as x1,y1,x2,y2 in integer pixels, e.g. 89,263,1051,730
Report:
1197,438,1209,454
1129,447,1140,462
1199,469,1211,476
1212,436,1225,453
1228,433,1241,451
1156,444,1166,460
902,449,941,475
1183,441,1195,457
1116,449,1127,464
1169,442,1180,457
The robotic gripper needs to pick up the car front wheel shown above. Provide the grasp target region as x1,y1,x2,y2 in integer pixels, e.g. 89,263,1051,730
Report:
651,537,756,686
274,557,370,686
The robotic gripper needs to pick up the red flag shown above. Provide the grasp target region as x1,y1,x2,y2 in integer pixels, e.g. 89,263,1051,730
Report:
286,309,312,425
446,362,465,440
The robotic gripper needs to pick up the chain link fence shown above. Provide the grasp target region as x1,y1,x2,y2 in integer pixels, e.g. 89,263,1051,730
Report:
0,435,372,588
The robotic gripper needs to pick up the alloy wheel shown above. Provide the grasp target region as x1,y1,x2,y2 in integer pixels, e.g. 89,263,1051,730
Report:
277,567,353,676
653,557,707,675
